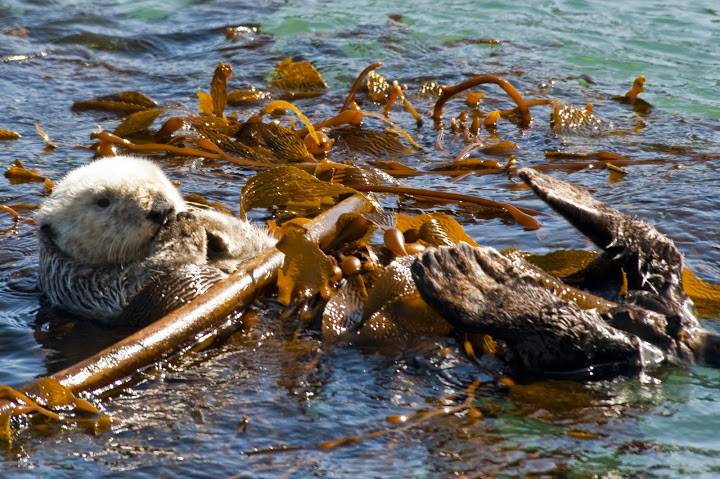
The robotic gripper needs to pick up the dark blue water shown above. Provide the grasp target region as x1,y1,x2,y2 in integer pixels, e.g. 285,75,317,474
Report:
1,0,719,476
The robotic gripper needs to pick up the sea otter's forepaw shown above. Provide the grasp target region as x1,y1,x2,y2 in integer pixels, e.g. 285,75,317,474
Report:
518,168,691,319
410,243,513,333
192,208,276,271
146,212,208,268
411,243,664,377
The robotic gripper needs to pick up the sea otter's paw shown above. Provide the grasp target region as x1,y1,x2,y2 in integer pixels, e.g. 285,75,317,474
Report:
518,168,693,324
410,243,507,333
412,243,661,377
146,212,207,267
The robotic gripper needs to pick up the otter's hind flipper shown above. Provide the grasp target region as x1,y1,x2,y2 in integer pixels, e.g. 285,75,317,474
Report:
518,168,694,326
411,243,662,378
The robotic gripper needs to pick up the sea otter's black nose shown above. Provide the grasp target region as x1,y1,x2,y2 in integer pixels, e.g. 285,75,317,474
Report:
147,206,175,225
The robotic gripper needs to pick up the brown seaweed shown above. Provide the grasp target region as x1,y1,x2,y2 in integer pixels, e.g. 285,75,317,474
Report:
432,75,532,128
349,184,542,230
341,62,383,110
113,108,164,137
211,63,233,118
92,131,270,169
270,58,328,98
34,121,57,149
72,91,157,113
0,129,21,140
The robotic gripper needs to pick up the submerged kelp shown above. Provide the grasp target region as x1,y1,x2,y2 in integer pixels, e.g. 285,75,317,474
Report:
1,2,720,475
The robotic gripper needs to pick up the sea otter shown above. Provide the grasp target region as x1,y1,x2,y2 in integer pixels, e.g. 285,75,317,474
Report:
411,168,719,378
36,156,274,325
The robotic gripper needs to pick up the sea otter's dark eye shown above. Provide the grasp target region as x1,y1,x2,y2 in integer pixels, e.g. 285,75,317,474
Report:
96,198,111,208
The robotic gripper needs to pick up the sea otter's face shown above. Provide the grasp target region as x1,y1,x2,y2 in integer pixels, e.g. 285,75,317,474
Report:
36,156,186,266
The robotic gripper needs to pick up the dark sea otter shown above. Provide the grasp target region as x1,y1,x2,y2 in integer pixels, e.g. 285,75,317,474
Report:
411,168,719,379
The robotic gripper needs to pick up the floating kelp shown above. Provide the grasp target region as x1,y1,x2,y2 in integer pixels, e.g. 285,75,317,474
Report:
72,90,157,113
615,75,652,114
113,108,164,137
321,212,375,251
365,70,390,102
521,249,599,279
236,120,315,163
431,158,503,171
331,126,412,156
0,129,21,140
240,166,357,217
542,149,672,172
368,159,418,177
342,62,383,110
550,102,605,136
322,275,368,338
382,80,423,127
5,159,45,184
248,99,321,148
0,204,20,220
396,212,479,247
184,193,233,215
0,204,21,233
65,61,691,215
3,55,719,450
432,75,532,128
0,378,103,443
4,159,54,192
227,86,271,105
269,57,328,98
276,228,336,305
210,63,233,118
314,161,397,187
92,130,270,169
195,63,235,119
224,24,260,41
34,121,57,149
351,184,541,230
358,258,451,340
682,269,720,315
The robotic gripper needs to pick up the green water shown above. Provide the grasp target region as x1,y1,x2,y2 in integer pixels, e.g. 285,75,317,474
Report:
262,0,720,118
1,0,719,477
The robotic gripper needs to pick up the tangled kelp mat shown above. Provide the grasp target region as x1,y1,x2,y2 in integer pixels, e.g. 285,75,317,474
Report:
2,58,720,458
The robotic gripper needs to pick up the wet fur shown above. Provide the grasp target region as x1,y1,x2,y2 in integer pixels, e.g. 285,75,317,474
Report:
37,156,274,324
412,168,709,378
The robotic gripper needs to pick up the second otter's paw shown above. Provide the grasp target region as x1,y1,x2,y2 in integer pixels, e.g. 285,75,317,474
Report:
411,243,656,378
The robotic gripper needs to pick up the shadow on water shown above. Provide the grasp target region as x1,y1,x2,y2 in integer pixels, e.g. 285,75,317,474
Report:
1,0,720,476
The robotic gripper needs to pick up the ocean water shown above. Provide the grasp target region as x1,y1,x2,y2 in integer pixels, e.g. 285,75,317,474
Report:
1,0,719,476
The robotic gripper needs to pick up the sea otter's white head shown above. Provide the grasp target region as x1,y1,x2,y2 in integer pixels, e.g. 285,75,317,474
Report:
36,156,186,266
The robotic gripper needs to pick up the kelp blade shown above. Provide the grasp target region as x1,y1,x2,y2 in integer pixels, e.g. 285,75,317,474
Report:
240,166,358,217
